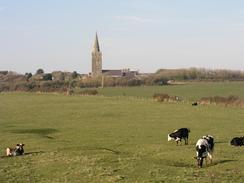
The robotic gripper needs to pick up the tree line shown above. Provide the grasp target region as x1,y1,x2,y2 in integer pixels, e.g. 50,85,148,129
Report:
1,68,244,92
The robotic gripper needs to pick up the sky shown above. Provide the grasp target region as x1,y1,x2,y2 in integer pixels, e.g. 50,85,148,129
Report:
0,0,243,74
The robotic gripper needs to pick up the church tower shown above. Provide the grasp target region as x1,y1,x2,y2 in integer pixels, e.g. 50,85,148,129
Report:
91,33,102,76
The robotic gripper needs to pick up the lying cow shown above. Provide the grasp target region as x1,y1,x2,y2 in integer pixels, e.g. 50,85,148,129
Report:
168,128,190,145
230,137,244,146
195,135,214,168
6,143,25,156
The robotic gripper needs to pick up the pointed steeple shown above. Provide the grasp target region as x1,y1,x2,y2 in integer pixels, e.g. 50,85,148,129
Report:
91,32,102,76
93,32,100,52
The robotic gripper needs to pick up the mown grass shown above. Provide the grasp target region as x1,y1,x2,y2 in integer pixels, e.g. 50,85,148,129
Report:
0,83,244,182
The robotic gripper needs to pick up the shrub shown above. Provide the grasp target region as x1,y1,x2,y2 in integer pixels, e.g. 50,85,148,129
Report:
153,93,170,102
36,69,44,75
0,83,9,92
14,82,37,91
43,74,52,81
199,95,244,107
153,93,180,102
25,73,32,80
71,71,78,79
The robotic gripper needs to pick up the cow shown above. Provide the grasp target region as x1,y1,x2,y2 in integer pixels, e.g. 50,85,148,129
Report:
6,143,25,156
168,128,190,145
195,135,214,168
230,137,244,146
192,102,198,106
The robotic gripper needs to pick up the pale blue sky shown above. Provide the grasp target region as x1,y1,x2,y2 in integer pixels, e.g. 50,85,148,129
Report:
0,0,243,74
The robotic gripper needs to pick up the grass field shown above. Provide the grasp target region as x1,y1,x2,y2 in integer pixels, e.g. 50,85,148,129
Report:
98,81,244,100
0,82,244,182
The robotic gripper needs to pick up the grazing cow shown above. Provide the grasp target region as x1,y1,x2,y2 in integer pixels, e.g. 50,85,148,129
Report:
6,143,25,156
230,137,244,146
192,102,198,106
195,135,214,168
168,128,190,145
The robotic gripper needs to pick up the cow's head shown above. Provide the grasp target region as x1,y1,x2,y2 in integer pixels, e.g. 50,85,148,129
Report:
230,138,240,146
16,143,25,154
168,134,175,141
16,143,24,148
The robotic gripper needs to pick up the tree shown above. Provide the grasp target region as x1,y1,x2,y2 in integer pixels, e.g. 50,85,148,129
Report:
25,73,32,80
43,73,52,81
71,71,78,79
36,69,44,75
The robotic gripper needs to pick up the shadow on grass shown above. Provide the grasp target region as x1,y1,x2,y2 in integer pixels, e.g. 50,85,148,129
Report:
164,160,195,168
210,159,237,166
11,128,58,139
0,151,45,159
165,159,237,169
2,124,16,128
0,156,9,159
43,135,55,139
97,147,120,155
25,151,45,155
215,141,228,144
58,145,122,155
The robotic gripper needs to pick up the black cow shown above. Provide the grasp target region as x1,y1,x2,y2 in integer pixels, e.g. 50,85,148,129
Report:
168,128,190,145
230,137,244,146
195,135,214,168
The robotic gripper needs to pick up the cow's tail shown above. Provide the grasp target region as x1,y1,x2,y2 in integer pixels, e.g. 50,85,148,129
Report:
187,128,190,133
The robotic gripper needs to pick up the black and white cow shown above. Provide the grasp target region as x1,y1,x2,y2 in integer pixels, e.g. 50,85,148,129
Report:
195,135,214,168
6,143,25,156
192,102,198,106
230,137,244,146
168,128,190,145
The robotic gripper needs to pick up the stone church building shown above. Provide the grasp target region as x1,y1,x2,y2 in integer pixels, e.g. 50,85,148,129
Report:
91,33,138,77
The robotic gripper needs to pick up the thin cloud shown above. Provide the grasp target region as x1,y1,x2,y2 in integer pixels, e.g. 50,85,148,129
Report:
114,15,157,23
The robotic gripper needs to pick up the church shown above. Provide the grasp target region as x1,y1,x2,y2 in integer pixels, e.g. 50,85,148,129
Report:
91,33,138,77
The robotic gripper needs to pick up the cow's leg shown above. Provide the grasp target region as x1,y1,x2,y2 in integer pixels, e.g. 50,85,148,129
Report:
199,158,204,168
176,137,180,145
208,153,213,164
205,158,208,166
184,138,188,145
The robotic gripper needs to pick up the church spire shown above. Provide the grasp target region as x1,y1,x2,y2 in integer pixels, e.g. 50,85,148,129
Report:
91,32,102,76
93,32,100,52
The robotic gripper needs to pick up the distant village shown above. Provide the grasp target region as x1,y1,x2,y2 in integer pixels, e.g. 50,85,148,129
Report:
1,33,244,92
0,33,145,81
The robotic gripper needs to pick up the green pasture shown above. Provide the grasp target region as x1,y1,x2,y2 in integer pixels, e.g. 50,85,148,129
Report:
0,82,244,182
98,81,244,101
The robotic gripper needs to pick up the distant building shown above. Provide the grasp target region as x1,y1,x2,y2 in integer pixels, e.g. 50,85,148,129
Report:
91,33,138,78
0,71,8,75
102,69,138,77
